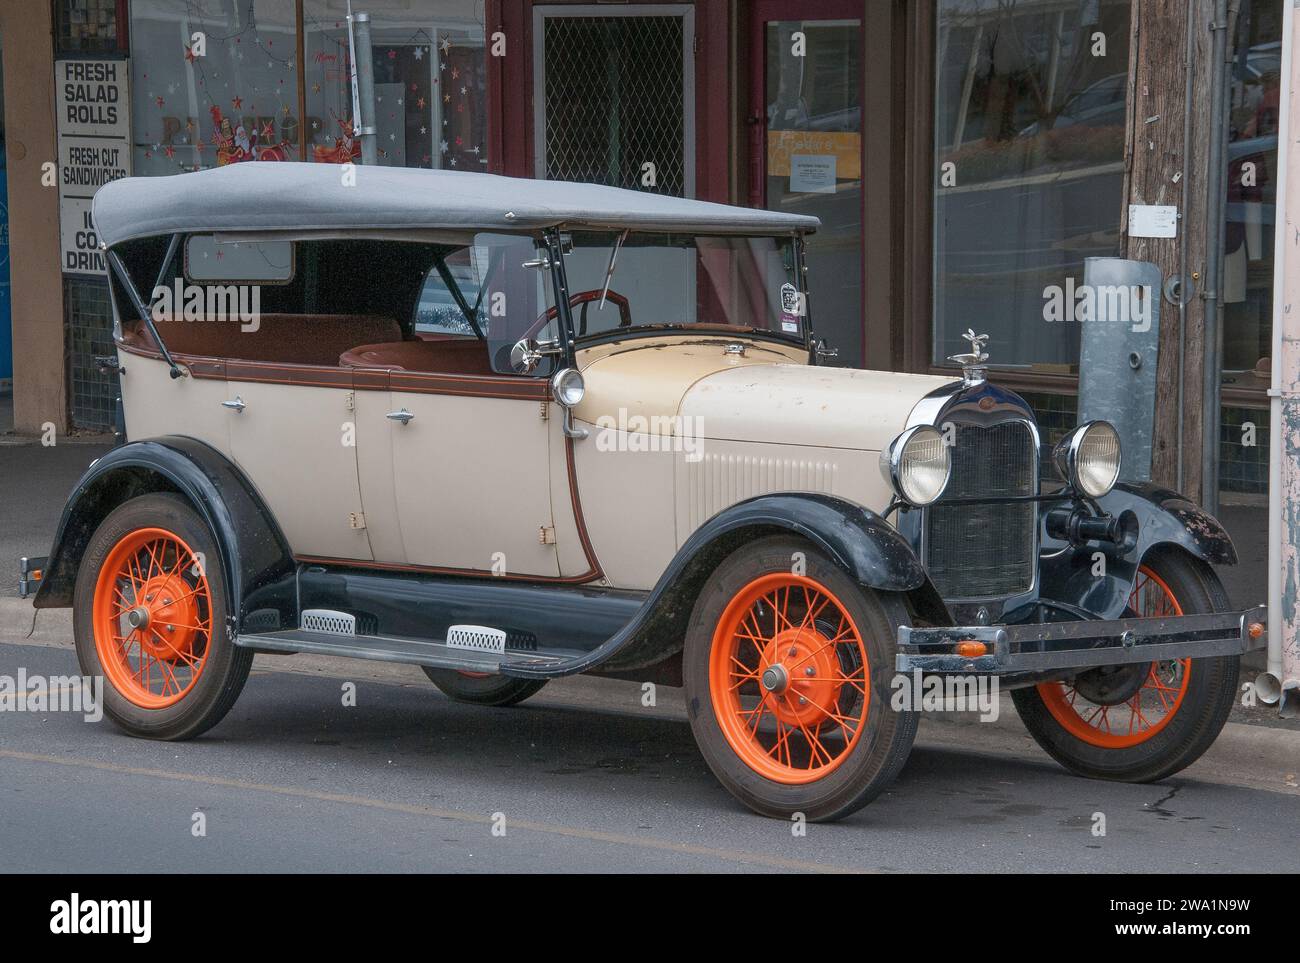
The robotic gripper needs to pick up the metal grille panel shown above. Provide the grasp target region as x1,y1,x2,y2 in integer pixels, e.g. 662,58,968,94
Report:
539,14,687,196
925,421,1037,599
66,276,118,430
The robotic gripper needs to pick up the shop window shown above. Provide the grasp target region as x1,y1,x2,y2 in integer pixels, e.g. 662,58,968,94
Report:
128,0,301,174
56,0,127,55
1222,0,1283,392
303,0,487,169
932,0,1132,370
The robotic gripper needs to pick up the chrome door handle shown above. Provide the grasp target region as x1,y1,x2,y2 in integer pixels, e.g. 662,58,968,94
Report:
386,409,414,425
221,396,246,413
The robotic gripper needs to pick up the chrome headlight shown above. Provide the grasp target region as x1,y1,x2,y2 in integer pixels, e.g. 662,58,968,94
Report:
1055,421,1121,497
880,425,951,506
550,367,585,407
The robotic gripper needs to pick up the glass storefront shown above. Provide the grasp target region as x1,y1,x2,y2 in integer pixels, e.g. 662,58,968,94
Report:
128,1,488,175
932,0,1132,371
303,0,486,170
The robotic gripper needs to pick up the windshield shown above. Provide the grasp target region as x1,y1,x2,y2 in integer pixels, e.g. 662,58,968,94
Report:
411,230,806,376
557,231,805,340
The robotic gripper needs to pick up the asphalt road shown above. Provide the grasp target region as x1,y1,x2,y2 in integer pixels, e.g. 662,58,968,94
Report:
2,635,1297,873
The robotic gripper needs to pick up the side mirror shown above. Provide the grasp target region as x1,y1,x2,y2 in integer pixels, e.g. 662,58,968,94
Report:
510,337,543,374
510,336,562,374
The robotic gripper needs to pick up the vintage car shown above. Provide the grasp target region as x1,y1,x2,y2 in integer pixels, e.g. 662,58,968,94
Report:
22,163,1266,821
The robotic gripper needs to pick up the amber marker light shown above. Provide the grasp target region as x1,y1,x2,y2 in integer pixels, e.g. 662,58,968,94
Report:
955,641,988,658
1248,622,1265,640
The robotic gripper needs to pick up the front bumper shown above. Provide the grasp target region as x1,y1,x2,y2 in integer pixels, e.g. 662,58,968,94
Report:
897,605,1267,674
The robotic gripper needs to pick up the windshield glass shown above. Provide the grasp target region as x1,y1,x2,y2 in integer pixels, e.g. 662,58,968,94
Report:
412,231,805,376
557,231,805,340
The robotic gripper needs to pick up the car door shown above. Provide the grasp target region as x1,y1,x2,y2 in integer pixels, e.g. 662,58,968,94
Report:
224,362,373,563
357,240,560,578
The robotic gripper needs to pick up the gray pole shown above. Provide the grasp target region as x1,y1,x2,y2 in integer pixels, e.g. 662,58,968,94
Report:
353,12,378,166
1200,0,1234,516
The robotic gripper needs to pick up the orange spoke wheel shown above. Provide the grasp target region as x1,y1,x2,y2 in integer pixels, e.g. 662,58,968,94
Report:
91,527,213,709
709,573,870,784
1035,565,1190,749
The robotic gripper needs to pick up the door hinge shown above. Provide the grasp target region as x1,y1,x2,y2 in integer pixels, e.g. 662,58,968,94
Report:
349,512,367,530
693,34,701,55
539,401,549,421
538,525,556,545
344,391,355,411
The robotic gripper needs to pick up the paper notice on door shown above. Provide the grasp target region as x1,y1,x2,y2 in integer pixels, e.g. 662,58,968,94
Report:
789,154,837,194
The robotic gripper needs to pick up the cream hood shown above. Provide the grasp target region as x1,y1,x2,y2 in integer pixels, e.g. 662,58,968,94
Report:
575,339,956,452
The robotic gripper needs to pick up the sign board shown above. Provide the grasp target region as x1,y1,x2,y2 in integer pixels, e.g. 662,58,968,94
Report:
766,130,860,181
55,59,132,276
1127,204,1178,238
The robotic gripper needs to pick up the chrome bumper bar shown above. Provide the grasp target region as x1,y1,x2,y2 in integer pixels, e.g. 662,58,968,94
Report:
896,606,1268,674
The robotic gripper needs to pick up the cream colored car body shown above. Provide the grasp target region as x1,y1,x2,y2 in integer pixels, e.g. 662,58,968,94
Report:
120,333,953,591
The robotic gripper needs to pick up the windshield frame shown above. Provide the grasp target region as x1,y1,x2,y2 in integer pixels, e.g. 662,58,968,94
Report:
545,228,815,357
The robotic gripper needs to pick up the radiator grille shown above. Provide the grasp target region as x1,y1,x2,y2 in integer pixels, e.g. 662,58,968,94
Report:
925,421,1036,599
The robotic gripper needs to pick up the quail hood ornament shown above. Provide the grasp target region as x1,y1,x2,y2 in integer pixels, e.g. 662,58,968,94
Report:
948,329,990,385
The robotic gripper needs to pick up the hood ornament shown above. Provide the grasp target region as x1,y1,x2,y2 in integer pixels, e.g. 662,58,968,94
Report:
948,329,989,385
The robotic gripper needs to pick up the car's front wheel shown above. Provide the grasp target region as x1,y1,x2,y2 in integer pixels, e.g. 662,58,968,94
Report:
73,493,252,740
1011,548,1240,782
683,536,918,821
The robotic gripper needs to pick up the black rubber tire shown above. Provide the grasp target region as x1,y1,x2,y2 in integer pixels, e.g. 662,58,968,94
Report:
73,492,253,741
422,668,548,707
1011,548,1240,783
683,535,918,822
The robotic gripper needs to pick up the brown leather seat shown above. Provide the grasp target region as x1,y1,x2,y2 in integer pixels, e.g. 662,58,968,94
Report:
339,338,494,375
125,314,403,366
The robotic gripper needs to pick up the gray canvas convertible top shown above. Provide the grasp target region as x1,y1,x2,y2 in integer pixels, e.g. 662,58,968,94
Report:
92,163,820,247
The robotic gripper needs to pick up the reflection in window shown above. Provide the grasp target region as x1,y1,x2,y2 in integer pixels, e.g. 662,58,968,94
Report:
303,0,486,169
933,1,1131,369
1223,0,1282,386
129,1,301,173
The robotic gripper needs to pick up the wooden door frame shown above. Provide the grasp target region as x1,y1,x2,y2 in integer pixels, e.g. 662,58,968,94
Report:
487,0,731,204
743,0,900,371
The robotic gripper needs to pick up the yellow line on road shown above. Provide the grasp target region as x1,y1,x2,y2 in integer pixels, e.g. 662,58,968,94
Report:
0,748,865,874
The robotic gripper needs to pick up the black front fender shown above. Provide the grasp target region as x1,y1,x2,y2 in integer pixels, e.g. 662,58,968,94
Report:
32,437,296,634
544,492,945,677
1037,481,1238,620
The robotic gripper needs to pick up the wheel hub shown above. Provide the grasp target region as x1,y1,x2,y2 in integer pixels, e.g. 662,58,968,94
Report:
127,572,200,663
759,628,844,728
1071,662,1150,706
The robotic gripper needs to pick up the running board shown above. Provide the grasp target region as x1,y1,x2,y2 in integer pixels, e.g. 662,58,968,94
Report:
235,628,579,674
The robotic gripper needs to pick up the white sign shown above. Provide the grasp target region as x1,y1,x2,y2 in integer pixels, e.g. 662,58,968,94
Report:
789,154,837,194
55,59,131,275
1128,204,1178,239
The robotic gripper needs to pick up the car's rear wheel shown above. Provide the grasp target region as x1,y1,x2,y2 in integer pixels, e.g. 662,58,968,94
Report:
421,668,548,707
73,493,252,740
683,536,918,821
1011,549,1239,782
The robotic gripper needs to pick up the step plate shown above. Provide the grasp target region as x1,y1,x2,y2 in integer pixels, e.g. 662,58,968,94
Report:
446,624,507,654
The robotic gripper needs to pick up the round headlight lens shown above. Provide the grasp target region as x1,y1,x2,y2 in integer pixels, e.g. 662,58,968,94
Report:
550,367,585,407
1058,421,1121,497
882,425,951,506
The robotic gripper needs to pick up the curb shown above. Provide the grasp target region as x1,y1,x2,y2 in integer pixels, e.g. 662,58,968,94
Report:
0,597,72,643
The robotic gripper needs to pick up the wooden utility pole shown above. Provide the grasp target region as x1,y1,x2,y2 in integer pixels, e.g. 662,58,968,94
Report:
1119,0,1216,501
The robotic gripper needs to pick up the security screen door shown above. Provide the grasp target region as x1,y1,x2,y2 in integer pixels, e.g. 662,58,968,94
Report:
533,4,695,197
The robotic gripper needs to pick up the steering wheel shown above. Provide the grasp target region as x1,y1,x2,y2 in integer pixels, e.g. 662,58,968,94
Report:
530,289,632,339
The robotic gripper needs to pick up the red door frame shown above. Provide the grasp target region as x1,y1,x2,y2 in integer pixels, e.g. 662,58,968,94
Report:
486,0,731,203
744,0,868,364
